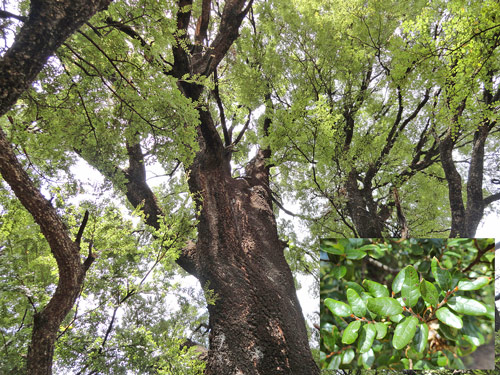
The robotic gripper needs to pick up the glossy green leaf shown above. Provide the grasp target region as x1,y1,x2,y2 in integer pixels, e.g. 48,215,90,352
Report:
446,296,488,316
345,282,365,296
401,266,420,307
346,248,367,259
436,307,463,329
431,257,450,291
420,279,438,307
457,276,491,291
347,288,366,317
374,322,388,339
392,267,405,294
342,320,362,344
342,348,355,364
389,313,404,323
392,316,418,350
360,348,375,369
332,265,347,279
321,239,344,255
462,319,485,346
414,323,428,353
324,298,352,317
327,354,342,369
357,324,377,354
362,279,389,297
367,297,403,316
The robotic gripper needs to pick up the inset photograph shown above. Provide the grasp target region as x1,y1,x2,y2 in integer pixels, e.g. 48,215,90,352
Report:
320,238,495,370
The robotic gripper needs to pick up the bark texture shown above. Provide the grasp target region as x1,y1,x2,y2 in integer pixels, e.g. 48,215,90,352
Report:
0,0,111,373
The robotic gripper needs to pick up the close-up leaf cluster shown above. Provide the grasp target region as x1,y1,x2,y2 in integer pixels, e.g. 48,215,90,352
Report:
320,238,495,370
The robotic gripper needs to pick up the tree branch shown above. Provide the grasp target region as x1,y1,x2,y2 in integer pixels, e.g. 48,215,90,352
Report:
0,10,27,22
75,210,89,245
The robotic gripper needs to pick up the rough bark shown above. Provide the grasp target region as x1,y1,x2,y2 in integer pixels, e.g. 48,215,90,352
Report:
0,1,111,373
345,170,384,238
438,128,467,238
187,150,318,374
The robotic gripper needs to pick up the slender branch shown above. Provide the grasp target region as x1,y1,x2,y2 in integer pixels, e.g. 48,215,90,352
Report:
484,192,500,206
462,240,494,273
232,109,252,146
212,69,230,146
0,10,27,22
75,210,89,245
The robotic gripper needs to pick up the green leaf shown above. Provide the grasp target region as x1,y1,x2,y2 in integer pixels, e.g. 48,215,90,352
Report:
347,288,367,317
345,248,367,259
332,265,347,279
414,323,429,353
420,279,439,307
457,276,491,291
392,316,419,350
462,319,485,346
357,324,377,354
342,348,355,364
324,298,352,317
389,313,404,323
342,320,362,344
446,296,488,316
327,354,342,369
362,279,389,297
431,257,450,291
374,322,388,339
436,307,463,329
367,297,403,316
360,348,375,369
321,239,344,255
392,267,405,294
401,266,420,307
345,282,365,296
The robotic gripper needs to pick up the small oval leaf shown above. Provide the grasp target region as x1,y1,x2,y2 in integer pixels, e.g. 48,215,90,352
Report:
457,276,491,291
420,279,438,307
346,248,367,259
374,322,388,339
342,320,362,344
414,323,429,353
446,296,488,316
392,316,419,350
431,257,451,291
324,298,352,317
401,266,420,307
347,288,367,317
357,324,377,354
367,297,403,316
332,265,347,279
363,279,389,297
392,267,405,294
436,307,463,329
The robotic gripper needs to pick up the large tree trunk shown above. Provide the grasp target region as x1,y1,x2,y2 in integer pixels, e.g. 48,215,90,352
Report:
186,146,319,374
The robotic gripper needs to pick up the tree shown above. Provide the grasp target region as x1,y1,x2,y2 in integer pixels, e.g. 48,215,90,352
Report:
1,0,499,374
1,0,318,374
254,0,500,238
